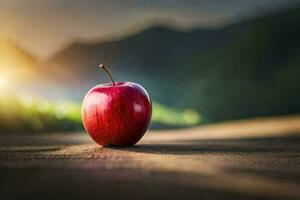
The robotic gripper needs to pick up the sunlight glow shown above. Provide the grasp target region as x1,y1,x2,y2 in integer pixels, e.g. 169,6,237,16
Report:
0,39,36,88
0,74,9,90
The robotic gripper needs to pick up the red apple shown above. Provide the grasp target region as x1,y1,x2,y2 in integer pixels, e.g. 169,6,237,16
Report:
82,64,152,147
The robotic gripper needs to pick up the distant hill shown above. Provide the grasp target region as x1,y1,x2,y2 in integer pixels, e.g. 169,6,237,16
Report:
45,26,233,83
44,7,300,122
44,23,243,102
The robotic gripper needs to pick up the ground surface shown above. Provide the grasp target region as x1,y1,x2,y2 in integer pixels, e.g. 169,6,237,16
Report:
1,115,300,200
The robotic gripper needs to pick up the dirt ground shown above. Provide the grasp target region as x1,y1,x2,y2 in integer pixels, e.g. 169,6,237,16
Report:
1,115,300,200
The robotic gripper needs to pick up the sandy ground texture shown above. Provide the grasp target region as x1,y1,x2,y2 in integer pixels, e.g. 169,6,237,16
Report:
1,115,300,200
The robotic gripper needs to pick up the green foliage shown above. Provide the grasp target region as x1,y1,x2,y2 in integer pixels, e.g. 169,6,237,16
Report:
0,96,82,133
152,102,201,126
0,95,201,133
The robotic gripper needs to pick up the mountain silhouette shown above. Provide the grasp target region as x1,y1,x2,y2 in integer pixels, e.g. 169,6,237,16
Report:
44,7,300,122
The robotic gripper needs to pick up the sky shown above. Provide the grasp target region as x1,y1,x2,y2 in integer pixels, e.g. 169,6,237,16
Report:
0,0,299,58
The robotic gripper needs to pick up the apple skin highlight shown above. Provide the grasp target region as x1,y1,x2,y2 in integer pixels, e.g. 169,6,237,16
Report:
82,81,152,147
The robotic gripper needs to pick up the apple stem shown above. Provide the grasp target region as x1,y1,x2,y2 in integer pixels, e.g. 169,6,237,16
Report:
99,64,116,86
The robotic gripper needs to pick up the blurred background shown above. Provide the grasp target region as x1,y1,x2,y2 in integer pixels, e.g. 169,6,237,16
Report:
0,0,300,133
